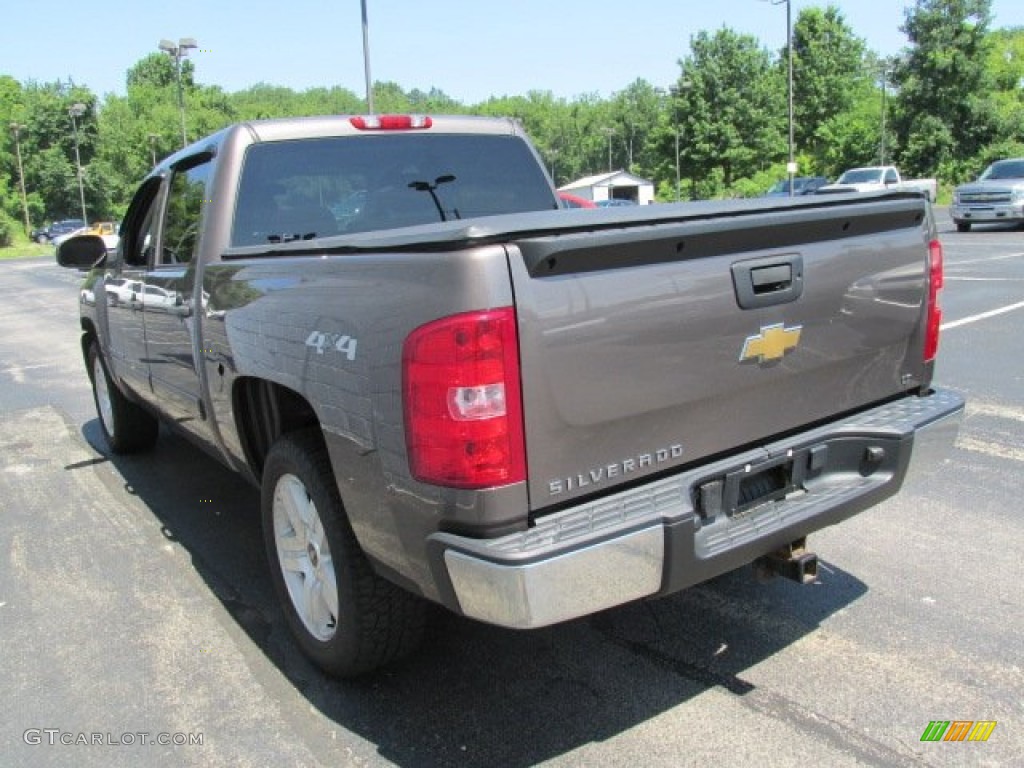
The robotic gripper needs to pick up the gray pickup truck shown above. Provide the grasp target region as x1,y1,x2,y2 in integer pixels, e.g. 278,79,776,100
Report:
58,114,964,677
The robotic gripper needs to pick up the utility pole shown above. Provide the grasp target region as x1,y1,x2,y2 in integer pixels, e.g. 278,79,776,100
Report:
601,126,615,172
770,0,796,195
9,123,31,236
879,66,888,165
669,80,691,202
361,0,374,113
675,127,681,202
68,103,88,225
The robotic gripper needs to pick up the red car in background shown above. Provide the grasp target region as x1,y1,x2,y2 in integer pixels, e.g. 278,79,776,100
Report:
557,192,597,209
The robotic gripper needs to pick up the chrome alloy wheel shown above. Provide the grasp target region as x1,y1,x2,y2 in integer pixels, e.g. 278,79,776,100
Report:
92,353,115,438
272,473,340,641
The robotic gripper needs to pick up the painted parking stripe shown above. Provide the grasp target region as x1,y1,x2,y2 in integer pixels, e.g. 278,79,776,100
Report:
941,299,1024,330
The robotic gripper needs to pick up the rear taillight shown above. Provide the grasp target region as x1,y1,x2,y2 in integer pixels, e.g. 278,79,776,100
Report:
402,308,525,489
924,238,943,362
350,115,433,130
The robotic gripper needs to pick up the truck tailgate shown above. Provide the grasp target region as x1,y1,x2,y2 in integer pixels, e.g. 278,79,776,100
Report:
508,195,933,510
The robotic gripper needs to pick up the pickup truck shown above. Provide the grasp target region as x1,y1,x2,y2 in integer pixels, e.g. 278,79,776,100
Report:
818,166,938,202
57,114,964,677
951,157,1024,232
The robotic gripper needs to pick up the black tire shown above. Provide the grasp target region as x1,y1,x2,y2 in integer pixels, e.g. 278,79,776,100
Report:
262,428,425,677
87,341,159,454
955,221,971,233
35,234,49,244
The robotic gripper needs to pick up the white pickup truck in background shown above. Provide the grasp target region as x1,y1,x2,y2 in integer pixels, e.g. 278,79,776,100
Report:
818,166,938,202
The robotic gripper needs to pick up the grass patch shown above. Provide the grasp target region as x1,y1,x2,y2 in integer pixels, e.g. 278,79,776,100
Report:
0,242,53,260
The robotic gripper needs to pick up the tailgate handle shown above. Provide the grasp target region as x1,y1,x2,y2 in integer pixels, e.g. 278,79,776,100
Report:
751,264,792,292
732,254,803,309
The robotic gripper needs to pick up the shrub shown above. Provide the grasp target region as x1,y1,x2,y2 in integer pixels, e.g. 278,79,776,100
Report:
0,210,16,248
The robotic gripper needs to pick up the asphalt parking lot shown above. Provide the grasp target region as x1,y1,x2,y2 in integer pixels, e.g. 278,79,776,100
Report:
0,208,1021,767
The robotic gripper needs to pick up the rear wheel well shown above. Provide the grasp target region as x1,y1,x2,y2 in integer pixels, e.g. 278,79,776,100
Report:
234,378,321,480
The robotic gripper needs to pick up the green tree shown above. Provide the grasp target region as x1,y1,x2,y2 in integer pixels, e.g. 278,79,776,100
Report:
790,6,869,166
126,53,191,91
10,82,109,222
983,26,1024,167
894,0,997,179
673,28,785,196
608,79,664,178
230,83,364,119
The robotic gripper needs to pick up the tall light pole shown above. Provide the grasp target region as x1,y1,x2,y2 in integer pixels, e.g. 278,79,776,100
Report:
361,0,374,113
601,126,615,172
675,124,681,202
669,80,692,202
9,123,31,236
159,37,198,148
879,65,890,165
771,0,796,196
148,133,159,167
68,103,88,225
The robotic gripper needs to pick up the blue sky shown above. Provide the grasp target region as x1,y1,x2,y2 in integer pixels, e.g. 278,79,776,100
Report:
5,1,1024,102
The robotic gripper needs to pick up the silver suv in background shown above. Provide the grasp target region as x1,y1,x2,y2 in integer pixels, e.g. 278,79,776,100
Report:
952,158,1024,232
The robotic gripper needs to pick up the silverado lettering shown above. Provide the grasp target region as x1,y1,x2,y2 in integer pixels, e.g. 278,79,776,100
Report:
548,444,685,495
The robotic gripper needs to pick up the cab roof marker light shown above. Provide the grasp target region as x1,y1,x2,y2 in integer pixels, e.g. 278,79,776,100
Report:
349,115,433,131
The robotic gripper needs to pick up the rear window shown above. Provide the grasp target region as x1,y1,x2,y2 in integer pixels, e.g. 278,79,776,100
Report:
232,134,558,246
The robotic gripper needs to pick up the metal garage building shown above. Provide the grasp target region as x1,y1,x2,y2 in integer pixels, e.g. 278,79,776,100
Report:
557,170,655,205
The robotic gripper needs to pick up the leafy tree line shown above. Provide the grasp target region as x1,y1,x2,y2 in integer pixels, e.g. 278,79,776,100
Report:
1,0,1022,244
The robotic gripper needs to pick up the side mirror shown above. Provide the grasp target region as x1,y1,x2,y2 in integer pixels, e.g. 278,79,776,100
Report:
56,235,108,270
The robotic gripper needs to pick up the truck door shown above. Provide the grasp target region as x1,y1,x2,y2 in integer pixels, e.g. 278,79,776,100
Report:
102,178,162,398
142,153,213,436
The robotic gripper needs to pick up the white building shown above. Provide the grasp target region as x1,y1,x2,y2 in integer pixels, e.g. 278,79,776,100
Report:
558,170,655,205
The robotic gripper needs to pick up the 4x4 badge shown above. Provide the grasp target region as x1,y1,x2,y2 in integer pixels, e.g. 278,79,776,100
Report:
740,324,802,364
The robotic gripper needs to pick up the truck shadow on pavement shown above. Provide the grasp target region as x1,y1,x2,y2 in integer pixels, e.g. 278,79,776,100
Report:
82,420,867,768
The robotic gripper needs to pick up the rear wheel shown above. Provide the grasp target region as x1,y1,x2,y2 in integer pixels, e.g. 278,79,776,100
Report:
955,221,971,233
262,429,425,677
87,341,159,453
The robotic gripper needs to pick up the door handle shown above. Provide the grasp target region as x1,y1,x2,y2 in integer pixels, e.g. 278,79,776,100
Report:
732,254,804,309
750,264,793,293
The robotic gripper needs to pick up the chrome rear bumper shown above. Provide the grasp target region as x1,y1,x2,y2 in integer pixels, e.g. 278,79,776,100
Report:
430,388,965,629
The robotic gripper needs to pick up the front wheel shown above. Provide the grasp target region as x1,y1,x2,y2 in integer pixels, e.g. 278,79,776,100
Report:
88,341,159,453
955,221,971,233
262,429,425,677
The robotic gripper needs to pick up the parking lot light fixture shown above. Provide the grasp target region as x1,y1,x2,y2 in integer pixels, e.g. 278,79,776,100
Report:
68,103,88,225
159,37,198,148
764,0,795,195
9,122,31,236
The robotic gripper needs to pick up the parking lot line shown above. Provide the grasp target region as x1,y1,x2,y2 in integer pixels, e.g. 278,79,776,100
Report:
941,299,1024,330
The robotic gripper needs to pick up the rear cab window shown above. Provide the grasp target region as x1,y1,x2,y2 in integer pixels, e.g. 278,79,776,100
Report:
231,134,558,247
